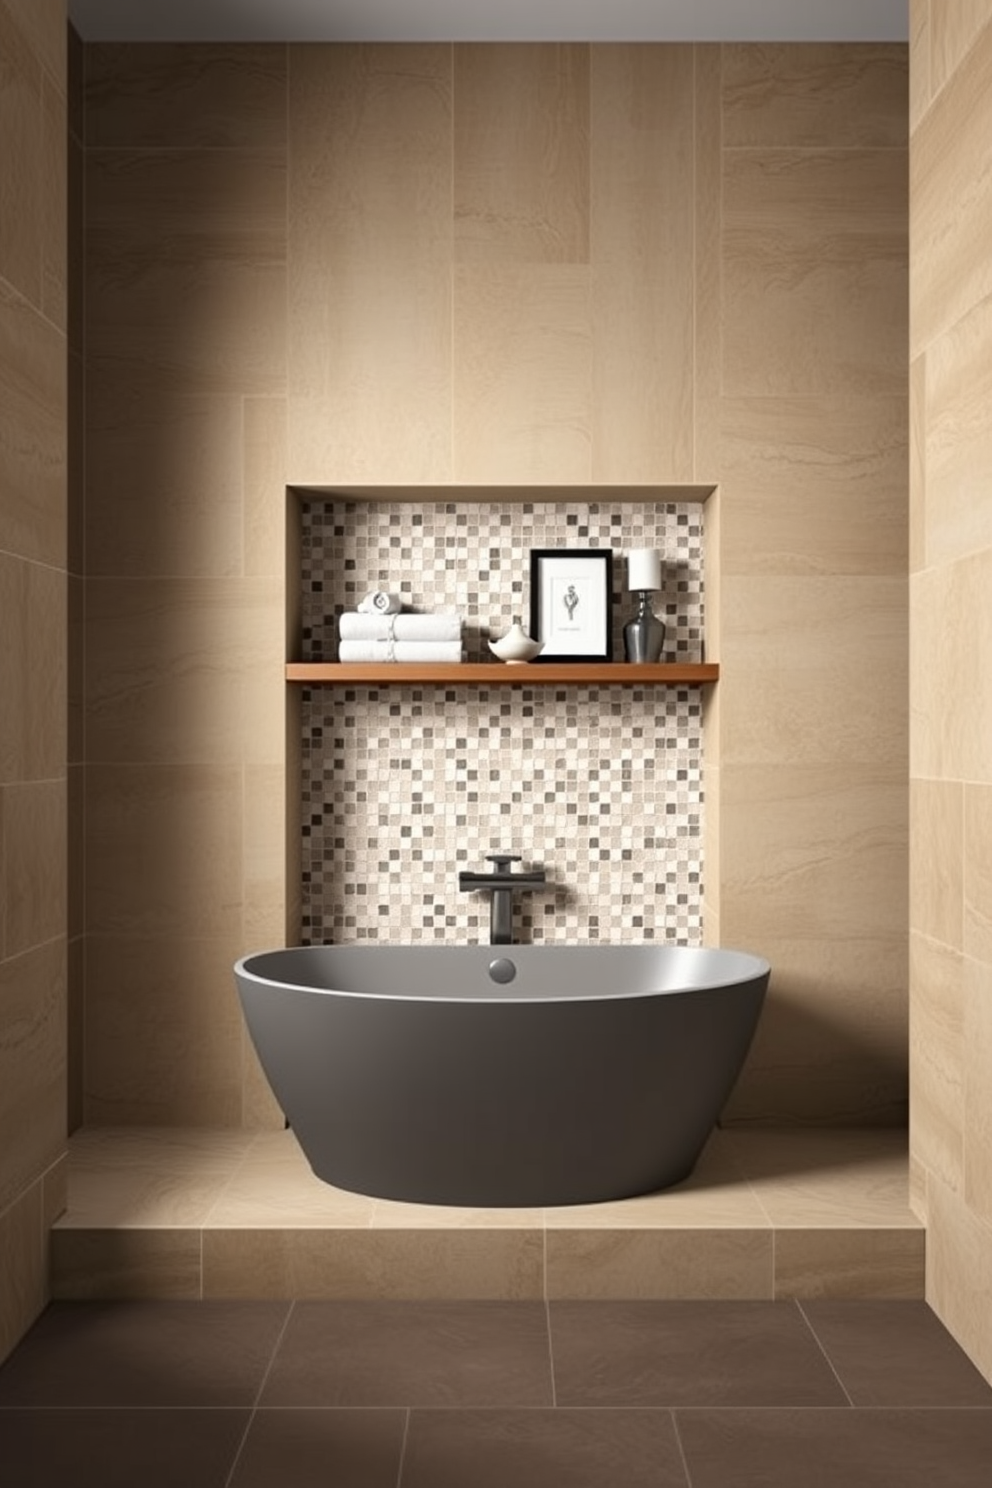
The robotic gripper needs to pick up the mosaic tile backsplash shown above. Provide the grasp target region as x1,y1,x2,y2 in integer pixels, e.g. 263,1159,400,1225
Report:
300,501,706,945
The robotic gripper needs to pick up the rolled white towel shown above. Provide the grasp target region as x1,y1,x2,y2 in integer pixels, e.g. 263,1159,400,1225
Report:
338,640,463,664
357,591,403,615
338,612,462,643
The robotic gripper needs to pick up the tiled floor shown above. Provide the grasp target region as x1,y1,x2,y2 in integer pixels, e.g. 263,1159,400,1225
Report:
51,1125,925,1301
1,1299,991,1486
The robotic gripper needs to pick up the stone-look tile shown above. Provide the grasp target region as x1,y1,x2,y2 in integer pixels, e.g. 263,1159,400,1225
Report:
590,45,693,483
910,553,992,784
287,44,451,485
260,1301,553,1408
722,43,908,148
231,1408,406,1488
963,956,992,1223
242,763,287,957
3,779,66,958
59,1127,253,1229
85,43,287,149
545,1230,773,1301
41,73,66,333
241,1028,286,1133
801,1300,992,1405
719,576,907,766
84,381,247,578
50,1227,202,1302
909,0,931,132
676,1408,992,1488
927,1171,992,1382
0,940,66,1216
964,786,992,964
924,292,992,569
203,1228,545,1300
0,554,65,784
911,778,963,949
0,279,67,569
910,932,965,1195
694,45,722,416
372,1198,543,1231
244,397,287,579
716,397,908,577
0,1408,249,1488
908,1151,928,1222
66,936,84,1133
0,1181,45,1368
207,1131,375,1229
775,1229,925,1300
84,764,242,939
909,354,926,572
0,2,43,308
67,577,84,765
911,20,992,358
454,43,589,265
723,1129,919,1227
931,0,992,95
86,146,286,398
3,0,65,90
452,264,592,484
402,1409,686,1488
85,577,283,766
66,764,84,946
84,936,247,1127
722,148,907,398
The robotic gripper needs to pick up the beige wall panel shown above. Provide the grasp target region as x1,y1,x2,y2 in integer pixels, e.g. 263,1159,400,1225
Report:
85,381,246,578
909,0,931,132
931,0,992,94
0,280,67,569
694,45,722,431
453,264,592,483
86,147,286,398
84,934,245,1125
722,148,907,397
0,939,66,1213
910,777,963,951
454,43,589,265
909,932,965,1194
244,397,287,580
4,780,66,958
719,575,907,766
85,42,287,149
85,764,243,939
964,784,992,965
910,554,992,786
924,290,992,569
911,22,992,358
0,553,66,783
590,45,693,483
717,397,908,576
287,44,451,485
0,1183,45,1368
926,1175,992,1382
4,0,64,90
0,2,42,308
964,956,992,1222
909,353,926,573
85,577,284,766
722,43,908,148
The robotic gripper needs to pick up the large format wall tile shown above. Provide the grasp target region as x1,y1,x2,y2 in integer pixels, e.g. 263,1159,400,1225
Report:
910,932,965,1195
910,778,963,951
0,553,66,784
963,785,992,965
924,290,992,569
927,1174,992,1382
964,955,992,1223
0,279,66,568
0,1,43,308
722,43,908,148
0,1183,45,1366
0,939,66,1214
3,780,66,959
930,0,991,95
910,553,992,786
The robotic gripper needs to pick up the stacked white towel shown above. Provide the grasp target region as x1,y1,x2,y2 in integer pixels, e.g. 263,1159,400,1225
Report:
337,611,463,663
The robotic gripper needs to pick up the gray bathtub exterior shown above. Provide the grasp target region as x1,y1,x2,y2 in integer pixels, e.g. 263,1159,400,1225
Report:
234,944,769,1208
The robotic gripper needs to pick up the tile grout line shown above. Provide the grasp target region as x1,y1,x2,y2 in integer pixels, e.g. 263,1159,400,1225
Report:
394,1405,411,1488
670,1408,696,1488
222,1298,297,1488
795,1299,855,1408
545,1294,557,1409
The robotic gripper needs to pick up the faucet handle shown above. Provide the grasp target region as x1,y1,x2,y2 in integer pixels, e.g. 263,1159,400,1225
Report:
485,853,521,872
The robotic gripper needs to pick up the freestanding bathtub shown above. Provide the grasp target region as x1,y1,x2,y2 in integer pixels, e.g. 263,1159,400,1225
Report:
234,944,769,1208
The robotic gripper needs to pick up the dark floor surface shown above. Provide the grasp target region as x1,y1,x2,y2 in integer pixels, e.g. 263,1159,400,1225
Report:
1,1299,991,1486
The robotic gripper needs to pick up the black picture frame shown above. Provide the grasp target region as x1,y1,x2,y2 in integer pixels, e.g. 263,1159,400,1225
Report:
529,549,613,663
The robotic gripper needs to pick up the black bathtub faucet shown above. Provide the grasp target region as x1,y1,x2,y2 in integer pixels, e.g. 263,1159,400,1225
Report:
458,854,547,945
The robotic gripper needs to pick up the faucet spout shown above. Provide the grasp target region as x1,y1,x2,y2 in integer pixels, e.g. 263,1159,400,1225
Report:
458,854,548,945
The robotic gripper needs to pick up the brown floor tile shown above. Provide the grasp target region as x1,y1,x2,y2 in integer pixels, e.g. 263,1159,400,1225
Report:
800,1300,992,1407
0,1301,290,1408
260,1301,554,1408
675,1408,992,1488
550,1300,848,1407
229,1408,406,1488
401,1409,689,1488
0,1407,248,1488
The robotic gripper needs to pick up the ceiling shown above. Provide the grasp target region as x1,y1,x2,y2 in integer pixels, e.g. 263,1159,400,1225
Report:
66,0,909,44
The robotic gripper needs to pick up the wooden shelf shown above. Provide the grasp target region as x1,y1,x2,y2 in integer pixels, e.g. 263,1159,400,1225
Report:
287,662,719,686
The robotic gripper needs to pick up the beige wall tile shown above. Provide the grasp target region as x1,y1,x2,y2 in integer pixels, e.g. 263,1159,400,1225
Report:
909,353,926,572
545,1230,773,1300
67,935,84,1132
722,148,907,397
4,779,66,957
85,577,284,766
287,44,451,485
931,0,992,94
910,553,992,786
911,21,992,357
50,1227,203,1300
62,1126,252,1226
924,289,992,569
723,43,908,148
0,1182,45,1367
964,786,992,964
84,935,246,1126
590,44,693,483
86,146,286,397
85,43,287,149
454,43,589,264
0,939,66,1214
910,931,965,1194
910,777,963,950
208,1131,374,1228
909,0,931,132
244,397,287,580
4,0,65,91
453,264,592,483
243,764,288,955
775,1229,924,1299
0,279,67,569
0,1,42,308
926,1173,992,1383
694,45,722,417
41,74,66,332
717,397,908,577
963,955,992,1222
85,764,243,939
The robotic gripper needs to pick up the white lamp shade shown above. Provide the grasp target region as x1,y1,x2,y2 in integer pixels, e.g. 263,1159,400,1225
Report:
626,547,661,591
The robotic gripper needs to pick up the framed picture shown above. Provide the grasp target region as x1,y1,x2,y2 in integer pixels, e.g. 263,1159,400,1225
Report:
529,549,613,662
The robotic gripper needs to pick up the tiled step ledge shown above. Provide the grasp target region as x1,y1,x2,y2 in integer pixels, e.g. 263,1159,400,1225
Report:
51,1125,924,1303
